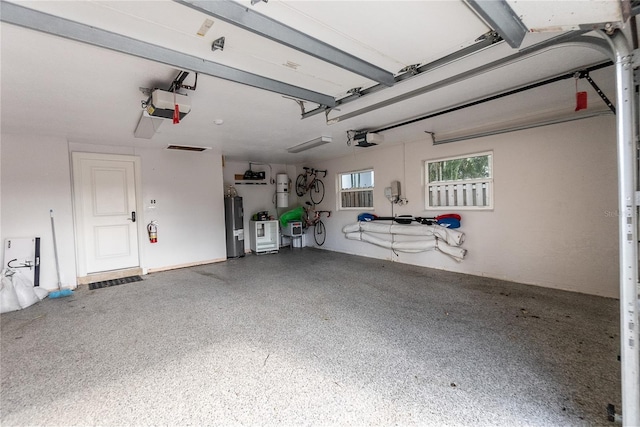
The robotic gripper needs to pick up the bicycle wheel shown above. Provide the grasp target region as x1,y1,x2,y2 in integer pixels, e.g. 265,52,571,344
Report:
295,174,306,197
314,220,326,246
310,179,325,205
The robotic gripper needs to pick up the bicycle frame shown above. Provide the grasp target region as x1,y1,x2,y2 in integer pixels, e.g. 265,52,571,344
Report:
296,167,328,205
303,167,326,190
305,170,318,193
303,204,331,228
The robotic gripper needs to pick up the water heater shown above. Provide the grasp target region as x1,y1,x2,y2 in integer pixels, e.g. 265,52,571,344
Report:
276,174,289,208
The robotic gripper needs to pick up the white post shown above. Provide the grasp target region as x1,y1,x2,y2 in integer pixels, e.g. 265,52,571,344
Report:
606,29,640,426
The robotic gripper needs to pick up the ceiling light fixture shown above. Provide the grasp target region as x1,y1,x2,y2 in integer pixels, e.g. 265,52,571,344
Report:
287,136,332,154
250,0,268,5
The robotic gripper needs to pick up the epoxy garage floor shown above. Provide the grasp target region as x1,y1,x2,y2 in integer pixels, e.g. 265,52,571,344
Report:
1,248,620,426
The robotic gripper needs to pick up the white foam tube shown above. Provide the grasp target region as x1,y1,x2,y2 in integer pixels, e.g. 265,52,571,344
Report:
344,231,467,262
345,231,433,253
342,222,465,247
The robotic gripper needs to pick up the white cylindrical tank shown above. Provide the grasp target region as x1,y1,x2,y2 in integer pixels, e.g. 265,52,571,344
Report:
276,173,289,208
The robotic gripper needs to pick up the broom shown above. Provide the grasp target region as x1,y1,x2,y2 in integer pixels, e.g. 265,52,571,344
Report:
49,209,73,299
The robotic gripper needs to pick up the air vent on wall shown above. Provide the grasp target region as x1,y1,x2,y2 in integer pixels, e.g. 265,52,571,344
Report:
167,145,209,152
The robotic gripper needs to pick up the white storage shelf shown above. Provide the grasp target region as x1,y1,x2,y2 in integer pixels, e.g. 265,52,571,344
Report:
249,220,279,254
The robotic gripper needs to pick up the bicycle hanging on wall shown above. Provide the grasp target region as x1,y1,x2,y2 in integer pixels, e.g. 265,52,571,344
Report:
303,202,331,246
296,167,326,205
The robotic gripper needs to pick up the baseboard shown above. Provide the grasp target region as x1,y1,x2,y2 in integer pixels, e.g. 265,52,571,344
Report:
147,258,226,274
78,259,227,283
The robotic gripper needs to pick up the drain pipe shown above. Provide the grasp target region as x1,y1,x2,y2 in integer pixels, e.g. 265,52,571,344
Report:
606,29,640,427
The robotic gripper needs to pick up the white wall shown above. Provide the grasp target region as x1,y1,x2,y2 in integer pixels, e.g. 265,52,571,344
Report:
68,142,227,272
308,116,619,297
1,135,227,290
223,161,297,252
3,116,616,297
136,147,226,271
1,135,77,290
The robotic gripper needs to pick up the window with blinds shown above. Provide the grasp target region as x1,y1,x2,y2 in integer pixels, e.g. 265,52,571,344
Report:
339,169,374,209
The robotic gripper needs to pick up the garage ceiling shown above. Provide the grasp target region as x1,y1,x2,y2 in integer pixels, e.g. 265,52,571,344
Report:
0,0,629,163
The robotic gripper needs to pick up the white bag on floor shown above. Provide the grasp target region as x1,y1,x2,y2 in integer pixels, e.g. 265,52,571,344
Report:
0,268,46,312
33,286,48,300
1,269,21,313
13,269,41,309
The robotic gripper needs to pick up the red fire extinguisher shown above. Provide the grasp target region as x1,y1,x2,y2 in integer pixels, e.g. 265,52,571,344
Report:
147,221,158,243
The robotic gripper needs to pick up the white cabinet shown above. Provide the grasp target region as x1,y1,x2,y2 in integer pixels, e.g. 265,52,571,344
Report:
249,220,279,254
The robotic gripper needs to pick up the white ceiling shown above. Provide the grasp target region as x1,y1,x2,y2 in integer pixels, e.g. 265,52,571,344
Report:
0,0,626,163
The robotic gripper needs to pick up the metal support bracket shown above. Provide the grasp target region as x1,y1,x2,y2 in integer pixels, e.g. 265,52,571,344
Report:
398,64,421,76
169,70,198,92
424,131,436,144
139,87,152,97
577,70,617,114
466,0,528,48
475,30,502,44
211,36,225,52
292,99,306,115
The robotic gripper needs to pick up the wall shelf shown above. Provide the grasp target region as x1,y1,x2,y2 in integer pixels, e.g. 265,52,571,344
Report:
235,180,267,185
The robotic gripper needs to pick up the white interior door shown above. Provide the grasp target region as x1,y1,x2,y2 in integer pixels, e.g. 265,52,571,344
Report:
73,153,140,274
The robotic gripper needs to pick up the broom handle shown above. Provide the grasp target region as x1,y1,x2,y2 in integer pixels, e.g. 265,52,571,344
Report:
50,210,62,288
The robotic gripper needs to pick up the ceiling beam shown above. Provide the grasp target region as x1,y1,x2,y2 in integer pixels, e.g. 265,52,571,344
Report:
0,1,336,108
174,0,396,87
465,0,528,48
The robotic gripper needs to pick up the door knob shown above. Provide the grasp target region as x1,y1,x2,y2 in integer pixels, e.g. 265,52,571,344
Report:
129,211,136,222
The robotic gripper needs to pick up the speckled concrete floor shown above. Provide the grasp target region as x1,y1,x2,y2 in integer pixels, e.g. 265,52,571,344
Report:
1,248,620,426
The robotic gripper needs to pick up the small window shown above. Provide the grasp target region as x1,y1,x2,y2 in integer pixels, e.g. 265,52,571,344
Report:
339,169,374,209
425,152,492,209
